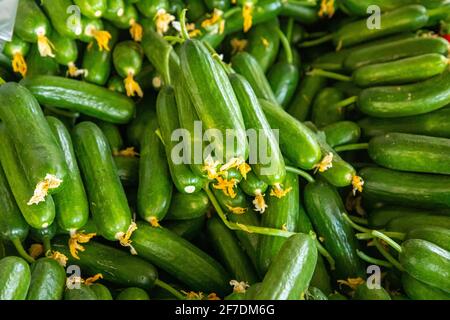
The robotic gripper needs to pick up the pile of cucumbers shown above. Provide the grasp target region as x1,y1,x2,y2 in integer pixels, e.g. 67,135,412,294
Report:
0,0,449,301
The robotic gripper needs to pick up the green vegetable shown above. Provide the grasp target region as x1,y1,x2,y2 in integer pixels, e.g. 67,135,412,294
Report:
116,287,150,300
0,256,31,300
26,258,66,300
166,191,210,220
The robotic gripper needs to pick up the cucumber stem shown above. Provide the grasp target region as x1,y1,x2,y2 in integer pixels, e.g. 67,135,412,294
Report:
356,250,393,268
45,106,79,118
276,28,294,64
333,95,358,109
313,236,336,270
373,239,404,271
223,6,241,19
298,34,333,48
179,9,190,40
163,36,184,44
285,166,315,183
349,215,368,225
335,143,369,153
307,69,352,82
204,184,296,238
154,279,186,300
43,236,52,254
306,31,329,39
285,18,295,44
11,238,35,263
356,231,405,241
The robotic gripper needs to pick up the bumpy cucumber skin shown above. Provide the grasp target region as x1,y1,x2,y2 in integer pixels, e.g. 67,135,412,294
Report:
260,99,322,170
47,116,89,232
352,283,391,300
0,123,55,229
166,191,210,220
304,179,365,279
246,19,280,73
207,216,259,284
41,0,81,39
360,167,450,209
0,256,31,300
400,239,450,293
90,283,113,300
64,284,97,300
257,172,299,275
49,33,78,66
407,227,450,252
311,87,346,128
96,120,123,154
136,0,168,18
72,122,132,241
239,171,269,197
53,237,158,289
402,273,450,300
131,222,231,296
3,35,30,59
322,121,361,148
113,41,143,78
21,75,135,124
116,287,150,300
26,258,66,300
82,42,113,86
14,0,51,43
254,233,318,300
114,156,139,187
267,63,299,108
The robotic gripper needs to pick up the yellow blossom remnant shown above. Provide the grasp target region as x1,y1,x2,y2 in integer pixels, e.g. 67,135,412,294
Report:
352,175,364,196
48,250,68,267
213,176,238,198
155,9,175,35
129,19,143,42
313,152,334,173
270,183,292,199
201,9,225,35
226,205,247,214
337,277,365,290
85,273,103,286
89,28,112,51
12,52,27,77
261,37,269,48
208,293,221,300
230,280,249,293
28,174,63,205
118,221,138,255
230,38,248,54
319,236,325,242
67,62,87,78
242,2,254,33
219,157,250,179
114,146,139,157
148,216,160,227
37,30,55,58
238,162,251,180
203,155,221,180
28,243,44,259
182,291,204,300
253,192,267,213
124,72,144,98
281,223,288,231
237,222,253,233
69,231,96,260
318,0,336,18
186,23,202,38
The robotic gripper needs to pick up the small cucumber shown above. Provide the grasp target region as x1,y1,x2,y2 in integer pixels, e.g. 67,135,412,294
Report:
90,283,113,300
103,0,125,20
114,156,139,187
0,256,31,300
246,19,280,73
26,257,66,300
74,0,107,18
406,226,450,252
95,120,123,154
2,35,29,78
14,0,52,48
25,45,60,77
352,283,391,300
322,121,361,148
116,287,150,300
49,32,79,71
311,87,346,128
402,273,450,300
387,215,450,234
113,41,144,97
42,0,82,39
64,284,97,300
166,191,210,220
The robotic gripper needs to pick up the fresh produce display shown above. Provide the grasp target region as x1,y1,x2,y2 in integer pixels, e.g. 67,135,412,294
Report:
0,0,449,302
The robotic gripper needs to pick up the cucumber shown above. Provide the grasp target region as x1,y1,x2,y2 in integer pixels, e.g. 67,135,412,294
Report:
322,121,361,148
229,73,286,186
0,256,31,300
207,216,259,284
164,216,206,241
52,236,158,289
103,0,125,20
387,215,450,234
21,75,135,124
368,133,450,175
107,75,126,94
306,287,328,300
166,191,210,220
304,179,365,279
352,283,391,300
126,98,156,148
399,239,450,293
48,32,80,76
26,257,66,300
95,120,123,154
406,226,450,252
116,287,150,300
136,0,169,18
47,116,89,233
82,39,114,86
64,284,97,300
0,123,55,229
113,41,144,97
257,172,299,275
239,171,268,198
26,45,60,77
311,87,346,128
74,0,107,18
131,222,230,296
72,122,133,241
114,156,139,187
90,283,113,300
402,273,450,300
341,0,446,16
156,86,205,194
254,233,317,300
246,19,280,73
359,167,450,209
260,98,322,170
2,35,29,78
180,39,248,163
137,116,173,225
41,0,82,39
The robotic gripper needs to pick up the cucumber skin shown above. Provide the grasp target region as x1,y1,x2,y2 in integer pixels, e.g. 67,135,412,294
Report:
254,233,318,300
402,273,450,300
387,215,450,234
0,82,68,191
20,75,135,124
116,287,150,300
52,237,158,289
166,191,210,220
247,20,280,73
47,116,89,232
26,258,66,300
131,222,231,296
64,284,97,300
0,256,31,300
90,283,113,300
352,283,391,300
113,41,143,78
360,167,450,209
14,0,51,43
322,121,361,148
399,239,450,293
368,133,450,175
82,42,113,86
41,0,80,39
72,122,132,241
311,87,345,128
406,227,450,252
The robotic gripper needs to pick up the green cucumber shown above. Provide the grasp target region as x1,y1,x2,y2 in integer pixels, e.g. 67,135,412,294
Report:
0,256,31,300
306,287,328,300
106,2,138,29
254,233,317,300
304,179,365,279
387,215,450,234
41,0,82,39
116,287,150,300
368,133,450,175
341,0,446,16
90,283,113,300
239,171,268,198
2,35,29,78
0,123,55,229
402,273,450,300
26,257,66,300
64,284,97,300
30,223,57,253
246,19,280,73
131,222,230,295
107,75,126,94
136,0,169,18
95,120,123,154
207,216,259,284
164,216,206,241
49,32,79,71
113,41,144,97
104,0,125,20
232,52,278,105
280,0,318,25
26,45,60,77
72,122,133,241
126,98,156,148
82,39,113,86
406,226,450,252
260,98,322,170
114,156,139,187
74,0,107,18
257,172,299,275
166,191,210,220
311,87,346,128
14,0,52,47
322,121,361,148
352,283,391,300
399,239,450,293
359,167,450,209
137,116,173,225
47,116,89,233
21,75,135,124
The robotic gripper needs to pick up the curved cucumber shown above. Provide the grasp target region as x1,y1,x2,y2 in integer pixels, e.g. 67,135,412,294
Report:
26,257,66,300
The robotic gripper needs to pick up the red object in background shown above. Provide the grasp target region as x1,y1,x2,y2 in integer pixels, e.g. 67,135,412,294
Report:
442,34,450,43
